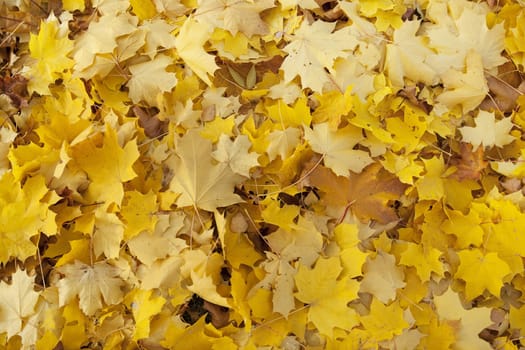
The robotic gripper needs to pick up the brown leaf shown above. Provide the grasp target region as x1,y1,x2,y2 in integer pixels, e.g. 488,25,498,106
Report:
480,61,524,113
132,105,167,139
448,142,487,181
203,300,230,328
305,161,407,224
0,74,28,108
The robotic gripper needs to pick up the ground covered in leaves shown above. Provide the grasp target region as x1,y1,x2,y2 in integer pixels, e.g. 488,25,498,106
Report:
1,0,525,349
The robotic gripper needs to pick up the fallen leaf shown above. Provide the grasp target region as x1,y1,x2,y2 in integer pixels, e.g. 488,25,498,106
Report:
360,251,406,303
448,142,488,181
57,261,125,316
169,129,244,211
306,161,407,224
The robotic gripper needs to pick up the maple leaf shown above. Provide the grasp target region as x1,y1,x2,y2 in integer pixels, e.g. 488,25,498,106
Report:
57,261,125,316
281,19,359,92
93,211,125,259
304,122,373,176
294,257,359,337
266,214,323,266
127,212,185,267
434,288,492,350
260,196,300,232
120,190,158,240
194,0,274,37
307,162,407,224
251,254,297,317
212,134,259,177
436,50,489,113
459,110,515,150
127,54,177,105
385,20,437,87
169,129,244,211
266,128,301,161
73,13,137,76
334,223,368,278
415,156,446,201
125,289,165,340
175,18,219,86
359,299,409,342
360,251,406,303
187,270,231,308
72,125,140,208
0,174,57,263
141,19,177,59
398,242,444,281
447,142,488,181
455,249,511,300
266,98,312,128
26,14,74,95
441,207,485,249
0,269,39,338
425,6,506,73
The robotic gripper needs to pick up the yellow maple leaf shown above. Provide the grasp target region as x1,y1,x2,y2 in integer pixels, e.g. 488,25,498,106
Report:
212,134,259,177
505,9,525,69
27,14,74,95
304,123,373,176
252,255,297,317
509,305,525,332
398,242,444,281
359,298,409,342
72,125,139,208
224,224,263,269
426,5,506,73
294,257,359,337
311,86,353,126
72,13,137,75
418,318,457,350
175,18,218,86
127,54,177,105
334,223,368,278
0,174,57,263
360,251,406,303
194,0,274,37
385,20,437,88
260,196,299,232
455,249,511,300
187,270,230,308
57,261,125,316
125,289,165,340
441,207,484,249
266,97,312,128
484,199,525,256
141,19,177,59
459,110,515,150
61,301,87,348
0,269,39,338
266,214,323,266
169,129,243,211
120,190,158,240
282,19,359,92
434,288,492,350
415,156,446,201
436,50,489,113
200,116,235,143
386,105,428,153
